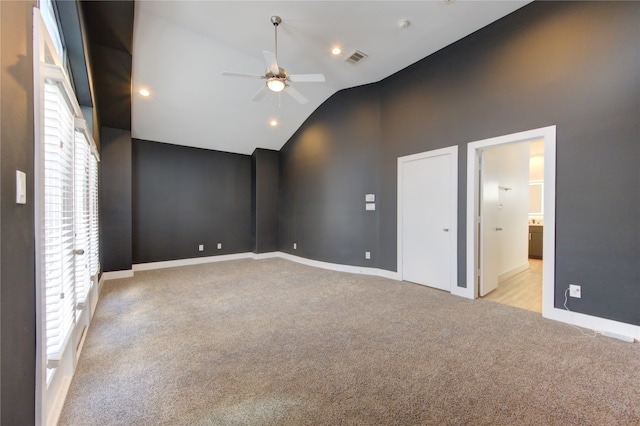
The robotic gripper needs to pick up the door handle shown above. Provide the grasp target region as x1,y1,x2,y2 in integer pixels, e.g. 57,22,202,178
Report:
495,227,503,231
73,248,85,255
443,227,449,232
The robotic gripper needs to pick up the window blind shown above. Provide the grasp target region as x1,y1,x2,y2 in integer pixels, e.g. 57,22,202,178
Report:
89,154,100,277
74,129,91,305
43,80,76,364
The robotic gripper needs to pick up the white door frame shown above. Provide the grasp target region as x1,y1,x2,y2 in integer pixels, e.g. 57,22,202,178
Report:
463,126,556,319
397,145,458,293
463,126,640,341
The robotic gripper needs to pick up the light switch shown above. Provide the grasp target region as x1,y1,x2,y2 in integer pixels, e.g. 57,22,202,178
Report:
365,194,375,202
365,203,375,211
16,170,26,204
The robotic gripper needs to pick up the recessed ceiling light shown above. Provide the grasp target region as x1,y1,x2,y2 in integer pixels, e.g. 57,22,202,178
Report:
270,120,278,127
139,89,150,97
331,47,342,55
398,19,410,30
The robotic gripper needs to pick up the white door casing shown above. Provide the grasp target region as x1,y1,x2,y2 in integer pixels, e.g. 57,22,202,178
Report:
465,126,556,318
398,146,457,292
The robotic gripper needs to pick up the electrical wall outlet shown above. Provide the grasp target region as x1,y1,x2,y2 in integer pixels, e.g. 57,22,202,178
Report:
569,284,581,298
198,244,204,252
217,243,222,249
293,242,297,250
365,251,371,259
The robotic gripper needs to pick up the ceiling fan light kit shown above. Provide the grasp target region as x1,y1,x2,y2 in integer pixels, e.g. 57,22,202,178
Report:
267,79,285,92
222,15,325,105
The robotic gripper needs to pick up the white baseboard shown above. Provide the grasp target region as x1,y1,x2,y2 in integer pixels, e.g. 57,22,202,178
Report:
101,269,134,280
46,375,72,426
104,251,400,281
91,277,102,318
133,253,253,271
250,252,281,260
545,307,639,343
276,252,401,280
498,261,529,283
97,274,106,294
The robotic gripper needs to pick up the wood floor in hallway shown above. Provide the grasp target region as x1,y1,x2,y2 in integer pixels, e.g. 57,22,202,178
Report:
483,259,542,313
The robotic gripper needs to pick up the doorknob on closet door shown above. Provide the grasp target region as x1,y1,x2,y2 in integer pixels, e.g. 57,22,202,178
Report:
443,227,449,232
495,227,503,231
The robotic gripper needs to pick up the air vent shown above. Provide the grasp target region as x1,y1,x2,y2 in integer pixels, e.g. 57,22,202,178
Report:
345,50,368,65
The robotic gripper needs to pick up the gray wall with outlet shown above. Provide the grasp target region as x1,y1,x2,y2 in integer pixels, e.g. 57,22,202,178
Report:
132,139,252,264
278,83,381,266
278,1,639,325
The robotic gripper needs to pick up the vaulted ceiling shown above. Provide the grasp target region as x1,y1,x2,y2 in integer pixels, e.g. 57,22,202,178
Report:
85,1,532,155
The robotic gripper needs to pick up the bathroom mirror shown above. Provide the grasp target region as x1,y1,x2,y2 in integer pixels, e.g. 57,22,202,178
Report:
529,182,543,215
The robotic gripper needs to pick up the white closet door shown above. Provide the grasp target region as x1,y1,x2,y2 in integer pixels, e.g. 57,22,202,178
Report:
401,153,453,291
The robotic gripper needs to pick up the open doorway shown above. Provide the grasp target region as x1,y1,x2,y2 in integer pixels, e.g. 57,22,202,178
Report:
464,126,556,318
479,140,544,313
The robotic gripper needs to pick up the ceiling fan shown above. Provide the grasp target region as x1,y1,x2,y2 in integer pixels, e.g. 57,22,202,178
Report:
222,16,325,104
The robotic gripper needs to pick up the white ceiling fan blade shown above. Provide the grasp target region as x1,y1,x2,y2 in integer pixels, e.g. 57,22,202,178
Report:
252,85,269,102
222,72,265,79
263,51,279,75
288,74,325,83
284,85,308,104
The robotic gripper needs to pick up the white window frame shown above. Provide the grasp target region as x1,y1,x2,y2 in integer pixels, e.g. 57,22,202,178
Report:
33,7,100,426
39,0,66,68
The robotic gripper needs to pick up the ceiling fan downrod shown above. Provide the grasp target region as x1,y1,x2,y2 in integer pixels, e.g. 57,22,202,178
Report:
271,16,281,60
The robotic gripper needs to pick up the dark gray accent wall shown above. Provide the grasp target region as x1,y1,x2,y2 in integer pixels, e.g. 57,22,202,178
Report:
80,1,133,131
101,127,132,271
0,1,37,424
279,2,639,326
56,0,92,107
133,140,251,263
279,84,381,266
251,149,279,253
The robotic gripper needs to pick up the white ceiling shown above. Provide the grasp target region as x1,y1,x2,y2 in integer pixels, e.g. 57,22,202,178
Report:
131,1,531,155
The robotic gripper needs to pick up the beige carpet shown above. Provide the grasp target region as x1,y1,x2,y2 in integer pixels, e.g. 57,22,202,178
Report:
59,258,640,425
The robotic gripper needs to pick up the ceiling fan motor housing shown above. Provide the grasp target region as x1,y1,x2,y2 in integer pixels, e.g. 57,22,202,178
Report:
265,67,287,80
